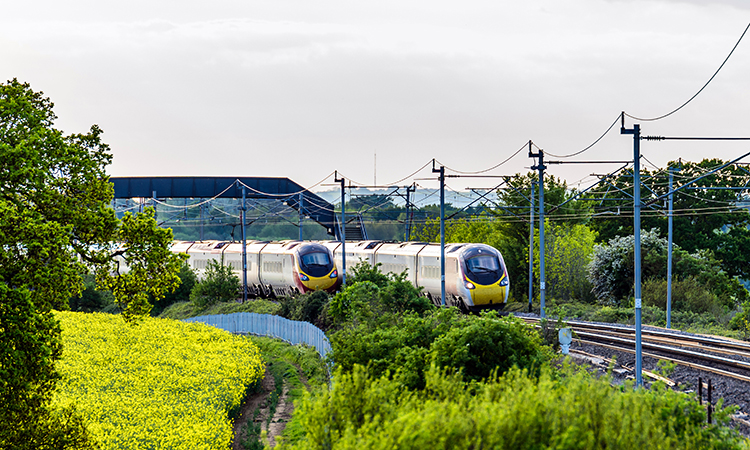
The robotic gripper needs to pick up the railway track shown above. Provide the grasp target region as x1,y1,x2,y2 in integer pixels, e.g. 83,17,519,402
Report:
522,317,750,383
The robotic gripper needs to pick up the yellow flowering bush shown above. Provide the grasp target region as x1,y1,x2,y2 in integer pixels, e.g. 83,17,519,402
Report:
53,311,264,450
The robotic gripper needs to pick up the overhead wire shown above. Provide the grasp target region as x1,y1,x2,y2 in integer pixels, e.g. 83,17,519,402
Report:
436,142,528,175
624,22,750,122
543,114,622,158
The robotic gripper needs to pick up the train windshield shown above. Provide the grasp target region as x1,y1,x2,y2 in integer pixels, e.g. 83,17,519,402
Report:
300,251,333,277
465,254,502,285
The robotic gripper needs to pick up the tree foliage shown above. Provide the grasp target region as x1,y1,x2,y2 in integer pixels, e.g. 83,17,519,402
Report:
534,221,597,302
0,79,182,448
493,172,593,301
150,261,197,316
588,159,750,279
587,228,748,308
96,208,185,321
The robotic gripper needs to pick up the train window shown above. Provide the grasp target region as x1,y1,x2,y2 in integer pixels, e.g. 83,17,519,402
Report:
421,266,440,279
466,255,500,273
301,252,331,267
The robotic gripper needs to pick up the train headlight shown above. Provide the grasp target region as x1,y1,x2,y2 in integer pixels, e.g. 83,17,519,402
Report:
330,269,338,278
465,281,475,290
499,277,509,287
299,273,309,282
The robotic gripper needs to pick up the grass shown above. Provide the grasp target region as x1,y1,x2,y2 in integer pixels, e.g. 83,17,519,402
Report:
159,299,282,319
254,337,330,447
236,336,330,449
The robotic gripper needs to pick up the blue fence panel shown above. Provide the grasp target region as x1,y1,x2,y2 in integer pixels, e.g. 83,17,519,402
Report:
183,313,332,359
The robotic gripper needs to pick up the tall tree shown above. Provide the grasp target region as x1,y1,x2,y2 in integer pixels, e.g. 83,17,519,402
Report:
492,172,592,301
0,79,182,448
588,159,750,279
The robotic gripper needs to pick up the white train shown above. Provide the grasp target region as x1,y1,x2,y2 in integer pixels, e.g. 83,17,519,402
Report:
170,239,509,312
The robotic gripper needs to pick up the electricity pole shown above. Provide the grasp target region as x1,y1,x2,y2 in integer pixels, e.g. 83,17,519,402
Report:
529,181,535,313
239,182,248,303
621,120,643,387
335,172,346,286
432,160,446,306
529,144,546,318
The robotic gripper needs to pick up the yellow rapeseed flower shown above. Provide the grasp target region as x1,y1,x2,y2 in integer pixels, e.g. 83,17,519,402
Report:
53,311,264,450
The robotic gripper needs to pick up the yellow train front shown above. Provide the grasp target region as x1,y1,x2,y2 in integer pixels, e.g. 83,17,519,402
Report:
292,242,340,294
454,244,510,311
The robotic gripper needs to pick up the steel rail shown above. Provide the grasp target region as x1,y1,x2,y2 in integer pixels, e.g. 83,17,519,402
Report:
576,330,750,372
578,328,750,358
576,338,750,384
566,320,750,352
523,317,750,355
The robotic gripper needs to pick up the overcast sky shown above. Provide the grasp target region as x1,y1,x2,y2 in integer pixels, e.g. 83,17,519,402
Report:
2,0,749,193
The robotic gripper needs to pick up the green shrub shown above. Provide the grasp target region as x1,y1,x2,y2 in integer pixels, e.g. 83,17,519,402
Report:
276,364,743,450
588,229,748,308
346,261,390,287
189,259,241,308
68,274,115,313
278,290,330,329
159,299,281,319
430,313,549,382
642,277,724,314
330,309,549,390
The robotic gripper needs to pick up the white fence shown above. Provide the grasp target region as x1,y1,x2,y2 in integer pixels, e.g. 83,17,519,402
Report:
183,312,332,359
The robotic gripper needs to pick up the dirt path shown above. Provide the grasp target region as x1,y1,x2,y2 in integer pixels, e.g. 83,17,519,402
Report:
264,383,294,448
232,368,275,450
232,361,318,449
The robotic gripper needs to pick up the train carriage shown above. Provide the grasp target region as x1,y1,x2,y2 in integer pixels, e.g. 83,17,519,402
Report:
131,239,508,312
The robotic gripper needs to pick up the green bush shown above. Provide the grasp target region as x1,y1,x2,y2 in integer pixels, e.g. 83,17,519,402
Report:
330,309,549,390
588,229,748,308
346,261,390,287
642,277,725,314
276,364,743,450
277,290,330,329
189,259,240,309
429,313,549,382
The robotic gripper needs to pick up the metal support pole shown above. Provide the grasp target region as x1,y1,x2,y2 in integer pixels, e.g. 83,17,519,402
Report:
538,156,546,319
433,162,446,306
241,184,248,302
528,181,535,313
405,185,412,241
667,166,674,329
529,143,547,318
152,191,157,219
335,172,346,286
708,378,713,424
621,121,643,387
200,203,205,241
299,192,304,241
